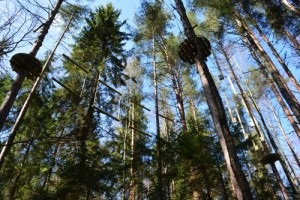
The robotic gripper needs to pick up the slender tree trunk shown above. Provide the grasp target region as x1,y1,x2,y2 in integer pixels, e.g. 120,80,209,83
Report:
264,96,300,168
81,68,99,199
244,13,300,92
0,14,71,170
190,98,199,131
9,141,32,199
159,41,187,130
0,0,64,131
219,42,290,199
129,102,136,200
281,0,300,14
174,1,253,199
282,28,300,52
244,34,300,138
153,36,164,200
122,111,129,200
234,12,300,124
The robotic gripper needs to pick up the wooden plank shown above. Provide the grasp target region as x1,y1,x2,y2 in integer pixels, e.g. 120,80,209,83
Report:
158,113,174,122
128,126,152,137
62,54,89,74
52,77,81,99
129,99,151,111
98,79,122,96
93,105,120,122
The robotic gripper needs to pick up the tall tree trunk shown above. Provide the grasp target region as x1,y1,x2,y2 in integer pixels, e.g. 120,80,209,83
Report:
0,0,64,131
234,12,300,124
264,96,300,168
81,68,99,199
153,36,164,200
129,102,136,200
189,98,199,131
174,1,253,199
0,13,71,170
245,13,300,92
281,0,300,14
219,42,290,199
159,41,187,130
243,33,300,138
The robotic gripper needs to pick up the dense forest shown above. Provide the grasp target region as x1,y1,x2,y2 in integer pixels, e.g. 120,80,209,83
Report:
0,0,299,199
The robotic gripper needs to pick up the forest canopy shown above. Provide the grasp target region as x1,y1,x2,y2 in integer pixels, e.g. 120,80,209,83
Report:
0,0,299,199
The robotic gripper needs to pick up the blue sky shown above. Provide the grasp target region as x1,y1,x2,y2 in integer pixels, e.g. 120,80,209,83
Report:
94,0,140,26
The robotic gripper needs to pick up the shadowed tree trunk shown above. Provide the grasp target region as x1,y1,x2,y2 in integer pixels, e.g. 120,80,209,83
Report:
153,36,164,200
0,0,64,131
0,9,70,170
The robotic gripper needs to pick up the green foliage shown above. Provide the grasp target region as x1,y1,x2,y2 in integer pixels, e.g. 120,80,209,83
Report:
245,66,270,100
1,0,299,199
134,0,171,41
0,75,12,103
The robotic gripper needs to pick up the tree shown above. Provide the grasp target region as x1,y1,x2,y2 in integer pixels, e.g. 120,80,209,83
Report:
174,1,254,199
0,0,65,131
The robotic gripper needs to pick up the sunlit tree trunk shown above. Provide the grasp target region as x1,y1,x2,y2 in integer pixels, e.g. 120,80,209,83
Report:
153,36,164,200
0,0,64,131
219,42,290,199
129,102,136,200
174,1,253,199
245,14,300,92
281,0,300,14
244,34,300,138
264,96,300,168
234,12,300,125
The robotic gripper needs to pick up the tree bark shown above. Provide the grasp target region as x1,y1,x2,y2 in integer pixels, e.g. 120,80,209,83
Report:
0,0,64,131
0,70,27,131
174,1,253,199
245,14,300,92
219,42,290,199
159,40,187,130
234,12,300,124
282,28,300,53
281,0,300,14
0,12,70,170
153,36,164,200
264,96,300,169
129,102,136,200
